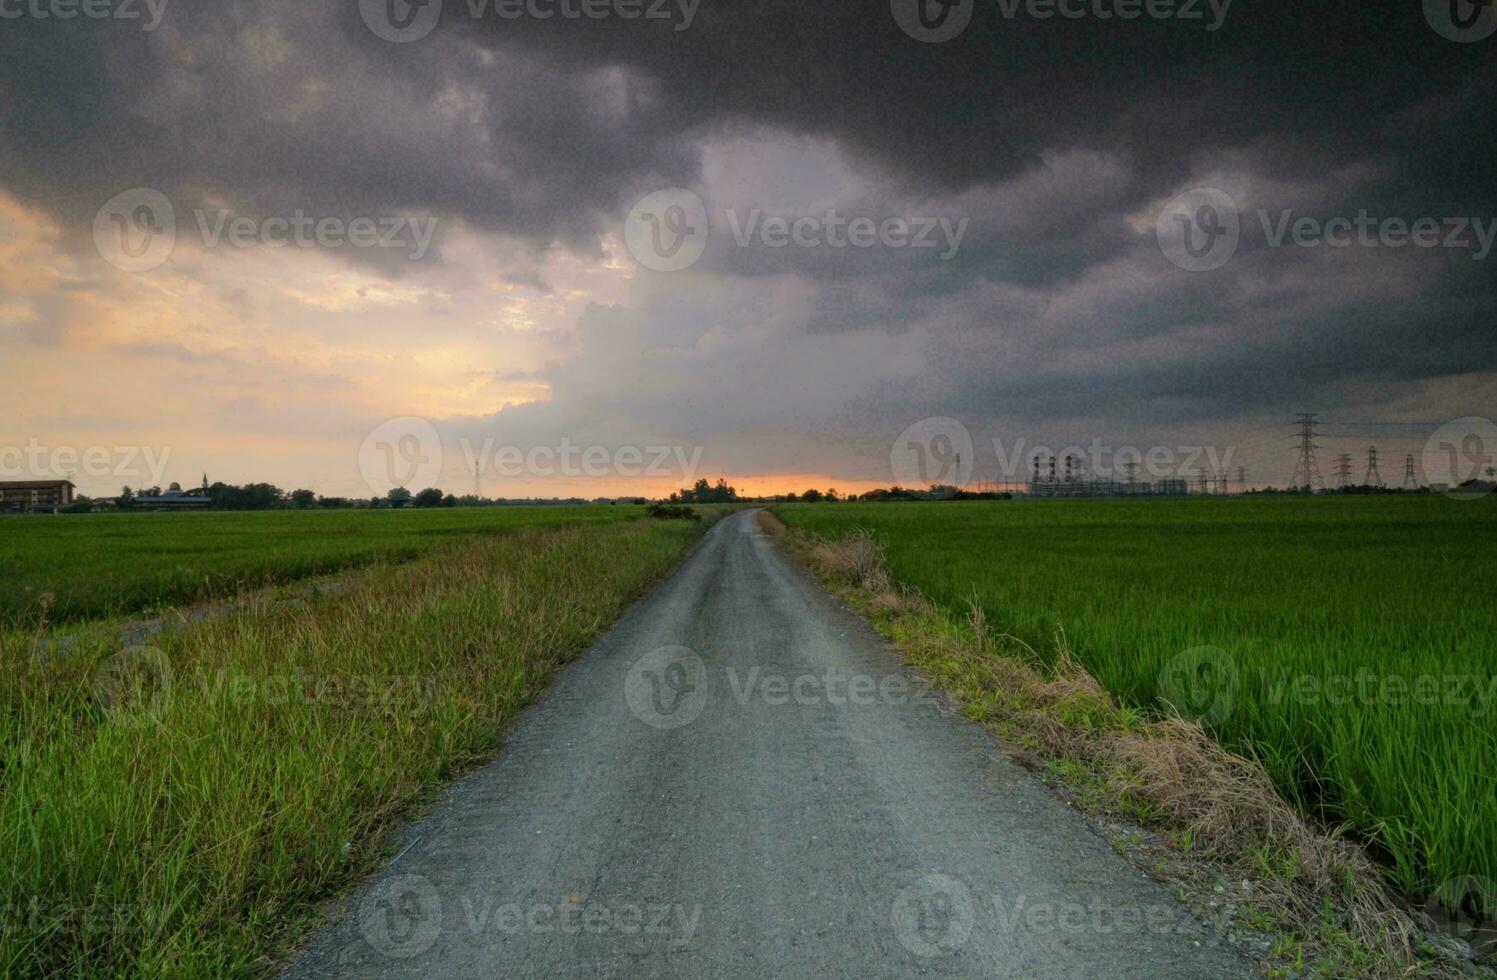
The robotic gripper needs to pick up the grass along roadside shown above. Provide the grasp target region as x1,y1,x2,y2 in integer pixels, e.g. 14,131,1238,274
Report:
0,515,708,977
771,499,1497,928
761,511,1487,979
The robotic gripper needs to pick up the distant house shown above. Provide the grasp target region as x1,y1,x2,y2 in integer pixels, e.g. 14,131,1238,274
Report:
0,480,75,512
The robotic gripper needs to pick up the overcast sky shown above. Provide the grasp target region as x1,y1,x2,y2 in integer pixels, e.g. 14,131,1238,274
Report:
2,0,1493,497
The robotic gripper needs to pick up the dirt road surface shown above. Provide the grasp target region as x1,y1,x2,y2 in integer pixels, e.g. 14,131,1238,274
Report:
283,510,1253,978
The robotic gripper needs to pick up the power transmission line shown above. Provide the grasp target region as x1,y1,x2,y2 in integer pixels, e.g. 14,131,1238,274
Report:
1334,454,1353,488
1364,446,1384,488
1290,414,1323,491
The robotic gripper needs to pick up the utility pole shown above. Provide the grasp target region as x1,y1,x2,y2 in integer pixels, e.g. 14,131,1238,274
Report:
1237,466,1247,494
1403,454,1418,490
1364,446,1384,488
1291,413,1323,492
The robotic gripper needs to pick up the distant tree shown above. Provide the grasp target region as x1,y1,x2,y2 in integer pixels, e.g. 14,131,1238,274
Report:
290,489,317,508
441,493,458,508
388,487,414,508
168,482,182,492
317,496,353,509
143,486,162,498
208,482,286,510
412,487,445,508
673,478,740,504
825,488,840,502
801,488,823,503
118,486,136,508
61,494,93,514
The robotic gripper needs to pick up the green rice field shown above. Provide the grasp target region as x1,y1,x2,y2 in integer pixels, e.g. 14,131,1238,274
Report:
774,496,1497,908
0,508,706,975
0,506,647,629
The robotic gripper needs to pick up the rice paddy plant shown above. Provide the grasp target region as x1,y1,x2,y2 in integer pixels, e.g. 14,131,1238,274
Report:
775,496,1497,910
0,516,703,977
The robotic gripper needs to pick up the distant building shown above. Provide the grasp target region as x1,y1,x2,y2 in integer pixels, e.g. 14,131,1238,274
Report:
0,480,75,512
134,489,212,510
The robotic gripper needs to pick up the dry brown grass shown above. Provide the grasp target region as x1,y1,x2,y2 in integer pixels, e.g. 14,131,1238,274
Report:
760,512,1463,978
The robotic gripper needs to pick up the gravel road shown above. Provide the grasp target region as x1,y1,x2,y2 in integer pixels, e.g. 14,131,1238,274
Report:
283,509,1254,979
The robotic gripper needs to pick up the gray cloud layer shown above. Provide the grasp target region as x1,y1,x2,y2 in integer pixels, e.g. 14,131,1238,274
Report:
2,0,1493,487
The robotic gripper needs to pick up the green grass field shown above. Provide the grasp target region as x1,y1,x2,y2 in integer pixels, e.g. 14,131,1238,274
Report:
0,507,707,976
774,497,1497,908
0,506,647,629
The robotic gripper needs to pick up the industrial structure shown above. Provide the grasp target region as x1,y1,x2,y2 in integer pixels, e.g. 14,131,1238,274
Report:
1023,455,1211,498
1284,415,1439,493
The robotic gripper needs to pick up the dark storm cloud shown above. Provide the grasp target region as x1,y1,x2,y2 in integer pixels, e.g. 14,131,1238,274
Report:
454,0,1494,201
2,0,1494,485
